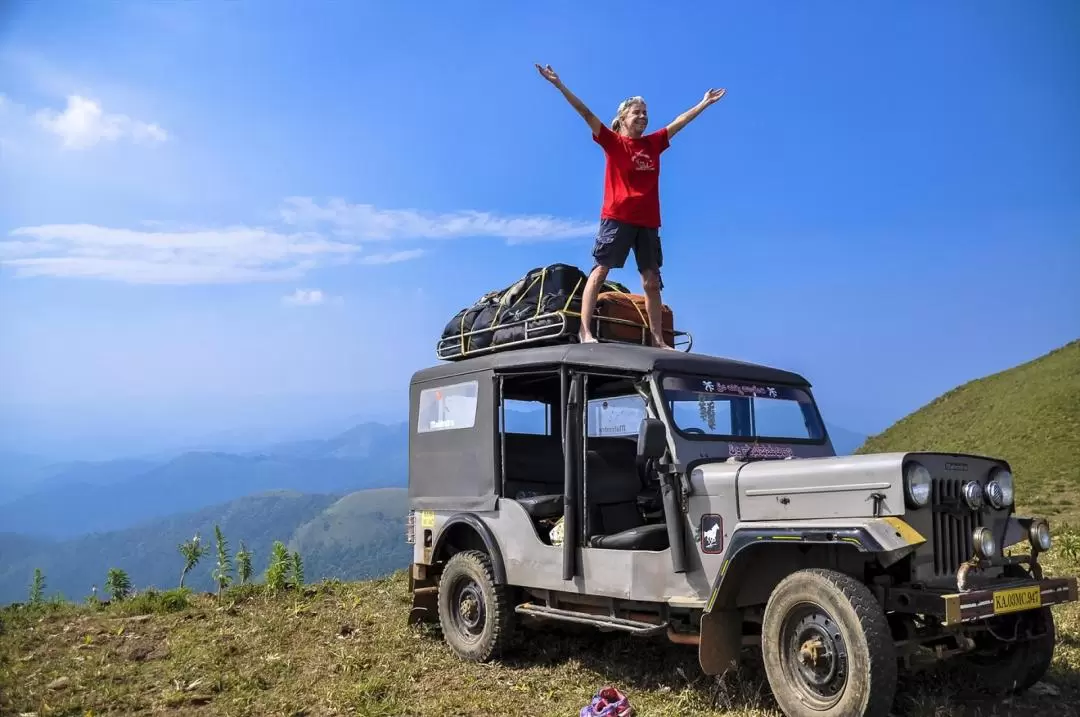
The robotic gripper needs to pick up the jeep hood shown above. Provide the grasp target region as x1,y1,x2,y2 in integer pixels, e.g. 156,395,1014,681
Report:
721,452,908,521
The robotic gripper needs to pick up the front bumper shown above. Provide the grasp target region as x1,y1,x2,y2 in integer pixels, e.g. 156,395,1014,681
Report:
943,577,1078,626
888,576,1078,627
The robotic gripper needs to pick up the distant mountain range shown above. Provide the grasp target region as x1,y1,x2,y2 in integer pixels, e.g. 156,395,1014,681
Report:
0,488,410,605
0,422,407,539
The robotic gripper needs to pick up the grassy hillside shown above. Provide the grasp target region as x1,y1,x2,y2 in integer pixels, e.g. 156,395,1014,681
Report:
4,543,1080,717
0,488,411,605
289,488,411,582
858,339,1080,523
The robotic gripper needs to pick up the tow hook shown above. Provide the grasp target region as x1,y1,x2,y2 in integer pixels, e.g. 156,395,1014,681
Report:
957,560,977,592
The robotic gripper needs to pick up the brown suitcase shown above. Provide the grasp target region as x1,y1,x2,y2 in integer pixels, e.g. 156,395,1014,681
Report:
594,291,675,346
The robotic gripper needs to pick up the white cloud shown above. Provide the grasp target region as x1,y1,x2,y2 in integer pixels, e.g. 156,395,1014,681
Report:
0,224,359,285
359,249,426,265
1,198,595,285
280,197,596,244
34,95,169,150
282,288,341,307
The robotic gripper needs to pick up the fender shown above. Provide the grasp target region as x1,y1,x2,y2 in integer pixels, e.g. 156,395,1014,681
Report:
431,512,508,585
703,518,925,614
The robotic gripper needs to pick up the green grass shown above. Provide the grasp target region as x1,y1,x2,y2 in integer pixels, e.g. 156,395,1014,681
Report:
858,339,1080,525
3,554,1080,717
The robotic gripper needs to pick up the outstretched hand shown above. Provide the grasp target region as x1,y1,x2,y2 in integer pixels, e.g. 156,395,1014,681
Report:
535,63,561,87
701,88,727,106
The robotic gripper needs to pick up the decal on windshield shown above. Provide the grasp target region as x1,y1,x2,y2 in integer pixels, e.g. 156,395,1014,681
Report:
728,442,794,459
701,380,778,398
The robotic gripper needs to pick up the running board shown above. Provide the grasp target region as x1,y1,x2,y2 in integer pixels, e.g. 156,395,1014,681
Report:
514,603,668,636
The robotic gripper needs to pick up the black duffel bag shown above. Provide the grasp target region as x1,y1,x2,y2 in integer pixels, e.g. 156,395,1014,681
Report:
439,263,630,357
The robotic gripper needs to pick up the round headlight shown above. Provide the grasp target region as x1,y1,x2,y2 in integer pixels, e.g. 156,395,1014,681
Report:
1030,520,1052,551
962,481,985,510
904,462,932,507
985,480,1005,508
974,527,997,558
989,468,1014,507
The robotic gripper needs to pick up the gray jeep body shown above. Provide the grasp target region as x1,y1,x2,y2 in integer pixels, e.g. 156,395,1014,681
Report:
405,342,1076,716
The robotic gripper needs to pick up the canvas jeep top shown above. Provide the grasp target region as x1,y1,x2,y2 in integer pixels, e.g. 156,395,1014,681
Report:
404,340,1077,717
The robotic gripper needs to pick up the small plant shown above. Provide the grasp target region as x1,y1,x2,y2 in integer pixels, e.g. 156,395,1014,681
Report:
1057,525,1080,564
265,541,291,593
211,524,233,596
29,568,45,606
105,568,132,601
290,550,305,588
178,534,207,589
236,541,253,586
115,587,192,615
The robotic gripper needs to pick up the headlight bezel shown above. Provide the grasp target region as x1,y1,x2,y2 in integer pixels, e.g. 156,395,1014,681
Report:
987,467,1014,508
962,480,985,510
1030,519,1052,552
974,526,997,558
904,461,932,508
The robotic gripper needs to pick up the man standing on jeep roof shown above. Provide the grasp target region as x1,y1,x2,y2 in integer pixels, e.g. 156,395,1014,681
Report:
536,63,726,348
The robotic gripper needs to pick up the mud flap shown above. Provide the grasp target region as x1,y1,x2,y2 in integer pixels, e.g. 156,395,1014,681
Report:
699,608,742,675
408,570,439,625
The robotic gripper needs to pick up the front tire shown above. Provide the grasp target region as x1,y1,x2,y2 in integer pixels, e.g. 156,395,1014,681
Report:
961,606,1056,695
762,568,897,717
437,550,515,662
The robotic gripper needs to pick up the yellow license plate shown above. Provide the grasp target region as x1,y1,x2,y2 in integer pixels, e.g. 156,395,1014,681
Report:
992,585,1042,615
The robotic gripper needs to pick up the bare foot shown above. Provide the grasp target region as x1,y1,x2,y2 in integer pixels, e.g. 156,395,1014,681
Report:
578,330,599,344
652,335,675,350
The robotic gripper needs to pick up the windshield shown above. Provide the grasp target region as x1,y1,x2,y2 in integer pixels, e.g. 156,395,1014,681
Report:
661,374,825,442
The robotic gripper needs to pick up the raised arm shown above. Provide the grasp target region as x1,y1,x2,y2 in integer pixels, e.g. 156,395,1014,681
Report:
536,64,604,137
666,88,726,140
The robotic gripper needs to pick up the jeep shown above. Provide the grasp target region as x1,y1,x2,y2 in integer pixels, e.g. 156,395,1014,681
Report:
404,342,1077,717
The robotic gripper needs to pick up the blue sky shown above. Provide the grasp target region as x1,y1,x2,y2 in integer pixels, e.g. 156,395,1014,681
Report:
1,1,1077,458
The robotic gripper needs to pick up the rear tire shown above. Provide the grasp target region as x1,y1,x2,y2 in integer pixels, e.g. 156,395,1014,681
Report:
437,550,515,662
762,568,897,717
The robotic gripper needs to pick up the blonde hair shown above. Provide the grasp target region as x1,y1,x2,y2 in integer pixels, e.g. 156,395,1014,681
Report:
611,96,646,132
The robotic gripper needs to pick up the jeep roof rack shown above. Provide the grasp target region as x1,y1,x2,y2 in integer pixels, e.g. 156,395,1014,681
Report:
436,308,693,362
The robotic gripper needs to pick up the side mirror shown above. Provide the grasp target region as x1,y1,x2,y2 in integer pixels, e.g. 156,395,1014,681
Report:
637,418,667,460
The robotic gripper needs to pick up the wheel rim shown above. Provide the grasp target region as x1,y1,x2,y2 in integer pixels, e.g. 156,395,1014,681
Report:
449,575,487,643
780,602,849,709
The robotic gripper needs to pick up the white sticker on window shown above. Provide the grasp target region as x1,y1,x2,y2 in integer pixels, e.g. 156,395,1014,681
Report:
417,381,479,433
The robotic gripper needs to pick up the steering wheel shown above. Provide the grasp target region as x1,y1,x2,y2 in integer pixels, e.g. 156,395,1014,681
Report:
684,427,706,435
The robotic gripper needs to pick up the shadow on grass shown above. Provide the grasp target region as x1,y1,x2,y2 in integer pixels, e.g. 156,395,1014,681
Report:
505,625,780,713
414,620,1080,717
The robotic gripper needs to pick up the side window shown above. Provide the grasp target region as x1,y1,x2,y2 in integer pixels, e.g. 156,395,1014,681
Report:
587,394,646,437
503,399,550,435
417,381,478,433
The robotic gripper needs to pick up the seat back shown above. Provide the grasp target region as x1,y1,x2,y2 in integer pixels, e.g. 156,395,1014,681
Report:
584,436,644,536
502,432,565,499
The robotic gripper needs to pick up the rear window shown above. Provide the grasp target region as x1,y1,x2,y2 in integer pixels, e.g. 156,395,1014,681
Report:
417,380,479,433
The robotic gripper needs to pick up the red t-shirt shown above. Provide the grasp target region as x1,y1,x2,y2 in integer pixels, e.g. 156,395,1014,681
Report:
593,125,670,228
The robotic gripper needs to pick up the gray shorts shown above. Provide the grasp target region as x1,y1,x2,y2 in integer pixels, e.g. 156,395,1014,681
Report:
591,218,664,282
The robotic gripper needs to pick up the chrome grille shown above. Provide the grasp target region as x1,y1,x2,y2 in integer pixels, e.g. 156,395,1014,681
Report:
931,477,980,577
